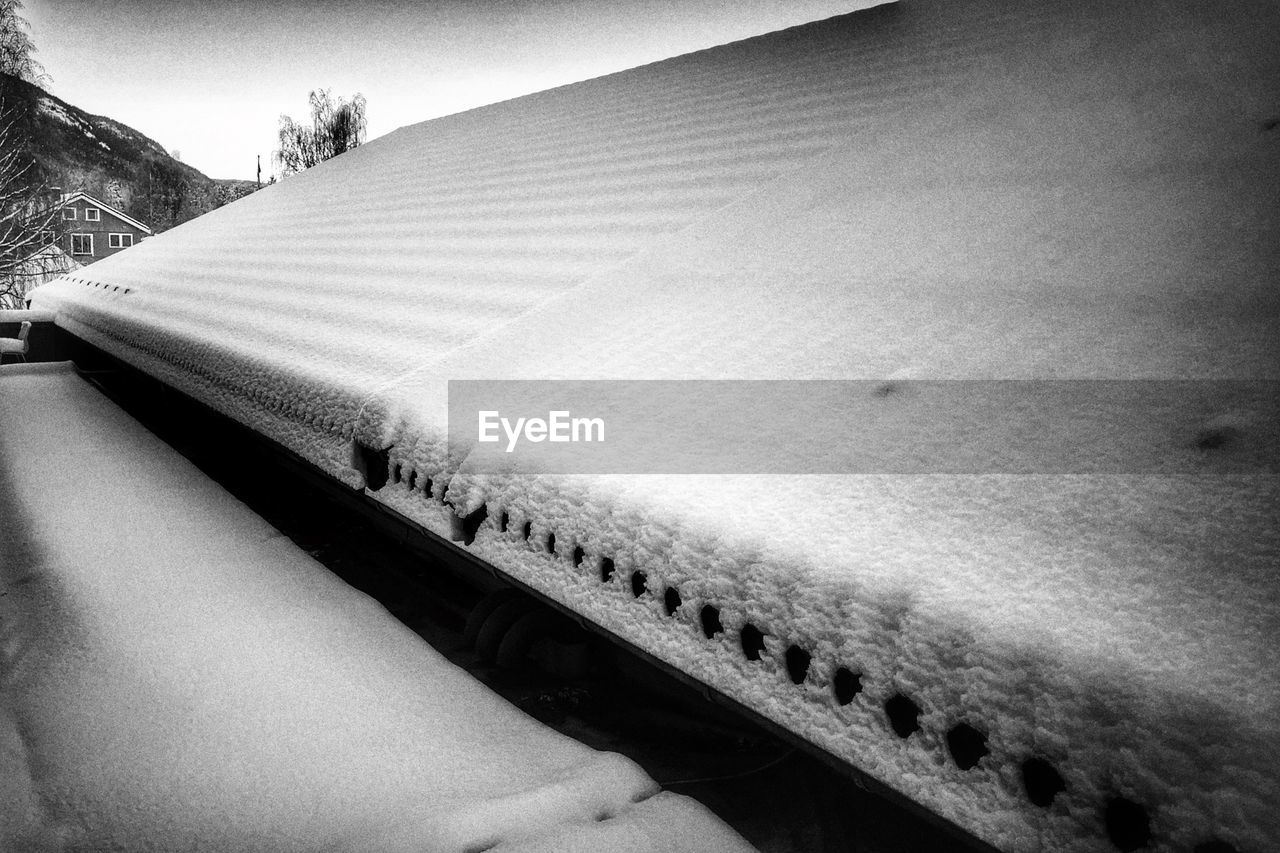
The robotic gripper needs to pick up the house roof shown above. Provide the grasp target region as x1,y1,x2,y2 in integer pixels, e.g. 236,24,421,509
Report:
28,1,1280,851
8,243,81,286
18,242,76,264
58,190,153,234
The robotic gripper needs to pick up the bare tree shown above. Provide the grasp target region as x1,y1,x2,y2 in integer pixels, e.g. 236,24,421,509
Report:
274,89,367,176
1,103,64,309
0,0,47,85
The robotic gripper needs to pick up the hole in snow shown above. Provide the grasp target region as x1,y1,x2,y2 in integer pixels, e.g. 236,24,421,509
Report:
832,667,861,705
740,624,765,661
664,586,681,616
573,545,584,567
423,477,434,500
460,504,488,546
784,645,811,684
522,520,532,541
406,470,417,490
1104,797,1151,852
884,694,920,738
1021,757,1065,807
356,444,390,491
391,463,402,484
600,557,615,582
546,531,556,554
946,723,989,770
700,605,723,639
630,570,647,598
499,510,509,533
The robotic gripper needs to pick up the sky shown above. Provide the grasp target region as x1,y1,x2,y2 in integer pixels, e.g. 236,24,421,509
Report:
22,0,887,181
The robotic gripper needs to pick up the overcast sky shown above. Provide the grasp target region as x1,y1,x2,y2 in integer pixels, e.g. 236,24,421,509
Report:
23,1,887,181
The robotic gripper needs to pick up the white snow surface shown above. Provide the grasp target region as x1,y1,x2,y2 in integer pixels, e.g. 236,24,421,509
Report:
27,1,1280,851
0,309,55,324
0,363,755,853
37,97,109,150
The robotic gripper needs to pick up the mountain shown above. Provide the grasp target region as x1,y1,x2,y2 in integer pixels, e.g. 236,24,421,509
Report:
1,73,257,233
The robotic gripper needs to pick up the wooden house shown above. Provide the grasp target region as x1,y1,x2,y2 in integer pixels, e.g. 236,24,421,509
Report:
57,191,152,264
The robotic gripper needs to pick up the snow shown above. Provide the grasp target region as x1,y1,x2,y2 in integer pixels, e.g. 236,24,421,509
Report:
37,97,109,150
92,117,167,156
0,309,55,324
26,1,1280,851
0,362,754,852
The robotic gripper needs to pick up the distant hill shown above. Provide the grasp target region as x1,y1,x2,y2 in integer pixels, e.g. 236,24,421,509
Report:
1,73,258,233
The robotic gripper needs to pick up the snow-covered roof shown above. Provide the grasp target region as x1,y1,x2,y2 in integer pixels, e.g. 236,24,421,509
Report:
58,190,153,234
28,1,1280,851
4,244,81,299
14,241,79,268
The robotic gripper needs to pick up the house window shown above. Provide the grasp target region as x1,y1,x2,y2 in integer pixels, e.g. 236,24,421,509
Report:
40,230,55,245
84,208,101,221
63,208,77,220
108,233,134,249
70,234,94,256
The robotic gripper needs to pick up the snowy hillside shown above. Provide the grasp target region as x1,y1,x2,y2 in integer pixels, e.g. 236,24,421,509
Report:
27,0,1280,851
0,73,255,233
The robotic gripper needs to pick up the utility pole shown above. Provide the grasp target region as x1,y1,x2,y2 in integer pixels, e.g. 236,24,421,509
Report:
257,154,261,188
